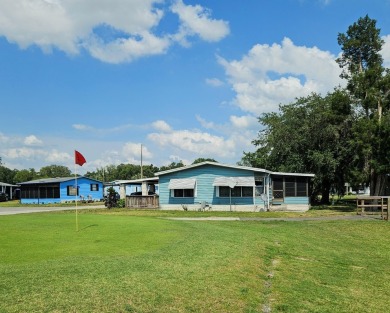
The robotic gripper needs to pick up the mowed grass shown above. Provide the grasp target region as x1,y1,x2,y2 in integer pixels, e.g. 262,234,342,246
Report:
1,211,390,313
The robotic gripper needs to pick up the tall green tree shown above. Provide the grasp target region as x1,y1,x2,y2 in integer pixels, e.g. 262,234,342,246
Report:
13,169,38,183
39,165,71,178
337,15,390,195
0,165,18,184
241,90,354,203
192,158,218,164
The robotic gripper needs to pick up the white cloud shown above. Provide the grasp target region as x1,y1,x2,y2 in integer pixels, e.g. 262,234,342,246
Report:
218,37,343,114
72,124,93,131
122,142,153,162
45,150,71,164
0,0,229,63
148,129,236,158
84,31,171,64
152,120,172,132
196,115,216,129
24,135,43,146
171,0,229,45
0,132,9,144
230,115,258,129
5,147,45,159
205,77,224,87
382,35,390,68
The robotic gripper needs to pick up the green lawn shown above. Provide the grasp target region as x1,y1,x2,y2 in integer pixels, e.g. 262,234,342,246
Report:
1,210,389,312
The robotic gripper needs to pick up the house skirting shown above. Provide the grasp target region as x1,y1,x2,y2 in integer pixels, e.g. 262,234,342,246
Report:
159,203,310,212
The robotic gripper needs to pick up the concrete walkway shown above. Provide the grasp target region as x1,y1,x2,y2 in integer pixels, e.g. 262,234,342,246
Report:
165,215,379,222
0,205,105,215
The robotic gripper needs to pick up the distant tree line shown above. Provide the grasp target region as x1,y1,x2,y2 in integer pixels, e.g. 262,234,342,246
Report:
240,16,390,203
0,158,217,185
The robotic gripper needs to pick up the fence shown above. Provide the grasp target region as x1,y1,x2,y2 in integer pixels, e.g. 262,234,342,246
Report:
356,196,389,220
125,195,159,209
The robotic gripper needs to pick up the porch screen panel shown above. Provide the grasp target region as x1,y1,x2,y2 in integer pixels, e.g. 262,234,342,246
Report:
273,177,284,199
285,177,296,197
296,177,308,196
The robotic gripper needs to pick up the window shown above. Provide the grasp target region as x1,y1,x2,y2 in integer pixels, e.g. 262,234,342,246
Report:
217,186,253,198
219,186,230,197
173,189,194,198
67,185,78,196
255,177,264,196
21,186,60,199
90,184,99,191
169,178,196,198
242,186,254,197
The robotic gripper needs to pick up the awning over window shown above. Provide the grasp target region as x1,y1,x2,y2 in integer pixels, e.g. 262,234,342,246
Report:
213,176,255,188
168,178,196,189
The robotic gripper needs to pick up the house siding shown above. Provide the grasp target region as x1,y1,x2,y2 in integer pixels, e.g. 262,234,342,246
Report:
158,162,313,212
20,177,103,204
159,164,267,211
60,177,103,202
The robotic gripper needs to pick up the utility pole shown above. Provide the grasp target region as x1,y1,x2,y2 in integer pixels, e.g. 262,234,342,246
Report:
140,144,143,179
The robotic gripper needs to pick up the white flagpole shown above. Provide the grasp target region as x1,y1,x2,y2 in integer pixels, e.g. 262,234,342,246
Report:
75,159,79,232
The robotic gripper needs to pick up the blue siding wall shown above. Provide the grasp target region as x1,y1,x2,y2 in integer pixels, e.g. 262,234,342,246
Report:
160,166,311,209
20,177,103,204
159,164,260,206
284,197,309,205
60,177,103,202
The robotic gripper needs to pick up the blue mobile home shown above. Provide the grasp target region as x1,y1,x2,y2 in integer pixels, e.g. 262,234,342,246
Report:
156,162,314,212
19,176,103,204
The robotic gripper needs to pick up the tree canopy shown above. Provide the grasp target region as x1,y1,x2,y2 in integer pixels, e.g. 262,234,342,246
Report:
242,15,390,202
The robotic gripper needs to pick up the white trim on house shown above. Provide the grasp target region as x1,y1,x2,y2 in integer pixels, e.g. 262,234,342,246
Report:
212,176,255,188
155,161,315,178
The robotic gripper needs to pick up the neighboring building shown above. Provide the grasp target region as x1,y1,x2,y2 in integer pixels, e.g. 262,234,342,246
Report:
0,181,19,200
155,162,314,212
19,177,103,204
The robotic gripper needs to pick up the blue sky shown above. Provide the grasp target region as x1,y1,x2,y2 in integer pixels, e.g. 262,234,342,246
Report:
1,0,390,174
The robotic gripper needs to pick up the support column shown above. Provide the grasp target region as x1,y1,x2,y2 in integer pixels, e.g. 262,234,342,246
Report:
119,184,126,199
141,182,148,196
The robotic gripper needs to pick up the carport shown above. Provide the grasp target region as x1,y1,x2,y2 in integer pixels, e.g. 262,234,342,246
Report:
0,181,19,200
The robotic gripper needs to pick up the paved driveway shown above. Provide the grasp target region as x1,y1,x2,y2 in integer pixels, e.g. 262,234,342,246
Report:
0,205,105,215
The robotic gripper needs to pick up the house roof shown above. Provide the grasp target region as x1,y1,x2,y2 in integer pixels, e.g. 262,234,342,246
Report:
19,176,103,185
155,161,315,177
105,177,159,186
0,181,19,187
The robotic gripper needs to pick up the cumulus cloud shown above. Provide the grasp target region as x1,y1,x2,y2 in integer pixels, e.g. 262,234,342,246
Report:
230,115,258,129
382,35,390,68
72,124,94,131
152,120,172,132
218,37,343,114
148,129,236,158
45,150,71,163
205,77,224,87
24,135,43,146
122,142,153,162
5,147,45,159
170,0,230,45
0,132,9,144
0,0,229,63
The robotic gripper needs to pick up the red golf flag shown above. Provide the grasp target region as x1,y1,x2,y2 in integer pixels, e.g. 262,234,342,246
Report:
75,150,86,166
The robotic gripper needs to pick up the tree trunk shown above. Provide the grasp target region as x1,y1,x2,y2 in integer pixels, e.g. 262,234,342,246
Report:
370,172,386,196
321,181,331,204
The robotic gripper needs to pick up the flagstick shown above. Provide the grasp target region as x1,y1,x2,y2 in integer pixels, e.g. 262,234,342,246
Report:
75,162,79,232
